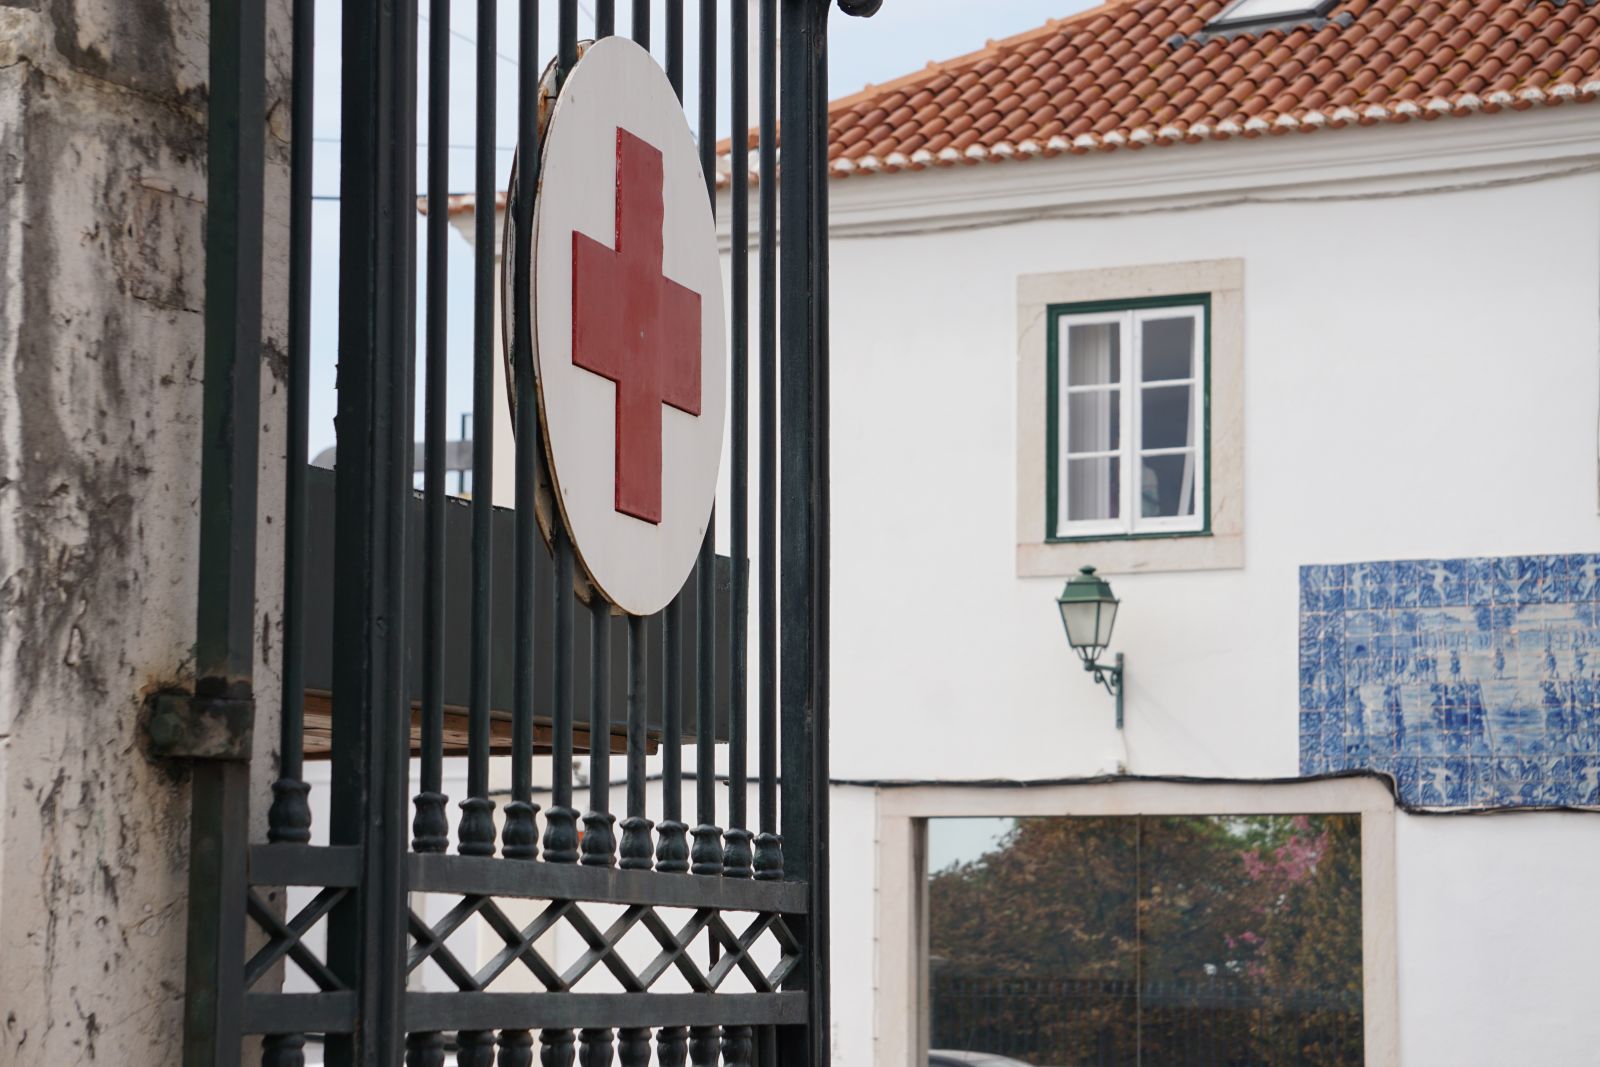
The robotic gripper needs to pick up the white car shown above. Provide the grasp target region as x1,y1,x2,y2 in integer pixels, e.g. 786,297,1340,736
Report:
927,1052,1037,1067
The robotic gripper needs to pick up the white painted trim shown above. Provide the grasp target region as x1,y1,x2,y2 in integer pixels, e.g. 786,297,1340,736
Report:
871,777,1400,1067
1054,305,1209,538
714,105,1600,245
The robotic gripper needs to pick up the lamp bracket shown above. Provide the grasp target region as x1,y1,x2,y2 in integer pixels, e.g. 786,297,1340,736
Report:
1081,652,1125,730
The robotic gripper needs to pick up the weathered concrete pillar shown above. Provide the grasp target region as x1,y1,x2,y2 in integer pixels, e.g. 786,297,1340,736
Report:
0,0,287,1061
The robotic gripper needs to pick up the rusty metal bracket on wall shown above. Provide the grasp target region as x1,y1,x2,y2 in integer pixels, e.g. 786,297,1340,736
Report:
146,690,255,761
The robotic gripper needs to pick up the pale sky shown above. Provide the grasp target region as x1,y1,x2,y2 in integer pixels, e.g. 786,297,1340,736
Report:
304,1,1096,459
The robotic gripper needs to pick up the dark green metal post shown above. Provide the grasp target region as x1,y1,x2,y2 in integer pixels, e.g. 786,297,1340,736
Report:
184,0,264,1058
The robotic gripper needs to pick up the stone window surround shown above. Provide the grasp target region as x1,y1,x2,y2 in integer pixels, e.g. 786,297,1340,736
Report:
1018,259,1245,576
873,777,1400,1067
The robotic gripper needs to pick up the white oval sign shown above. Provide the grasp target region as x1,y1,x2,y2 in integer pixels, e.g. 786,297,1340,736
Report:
525,37,726,616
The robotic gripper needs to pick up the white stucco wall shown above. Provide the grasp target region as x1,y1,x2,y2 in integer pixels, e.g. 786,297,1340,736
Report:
820,137,1600,786
731,107,1600,1065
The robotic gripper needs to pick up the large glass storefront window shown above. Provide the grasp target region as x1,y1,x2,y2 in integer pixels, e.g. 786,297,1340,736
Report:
926,814,1363,1066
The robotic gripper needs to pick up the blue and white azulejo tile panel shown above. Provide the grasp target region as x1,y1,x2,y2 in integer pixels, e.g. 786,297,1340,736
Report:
1299,556,1600,809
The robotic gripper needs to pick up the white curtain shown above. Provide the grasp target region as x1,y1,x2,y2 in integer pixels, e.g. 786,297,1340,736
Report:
1067,323,1117,522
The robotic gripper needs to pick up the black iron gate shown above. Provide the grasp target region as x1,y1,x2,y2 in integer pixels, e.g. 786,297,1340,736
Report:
177,1,877,1063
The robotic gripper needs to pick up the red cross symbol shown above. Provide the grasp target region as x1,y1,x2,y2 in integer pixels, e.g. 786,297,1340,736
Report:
571,128,703,525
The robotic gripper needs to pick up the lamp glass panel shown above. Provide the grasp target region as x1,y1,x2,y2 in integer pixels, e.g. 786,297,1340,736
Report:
1093,597,1118,648
1060,600,1109,651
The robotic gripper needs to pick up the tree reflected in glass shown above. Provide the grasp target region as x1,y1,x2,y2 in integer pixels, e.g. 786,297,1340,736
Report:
927,813,1363,1066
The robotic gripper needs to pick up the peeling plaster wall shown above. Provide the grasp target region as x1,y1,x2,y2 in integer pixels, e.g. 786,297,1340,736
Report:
0,0,288,1061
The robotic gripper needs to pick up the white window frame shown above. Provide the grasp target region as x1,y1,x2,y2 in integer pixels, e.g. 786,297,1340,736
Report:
873,778,1400,1067
1052,303,1208,540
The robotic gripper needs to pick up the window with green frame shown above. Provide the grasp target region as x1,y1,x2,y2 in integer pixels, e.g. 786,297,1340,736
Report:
1046,295,1211,541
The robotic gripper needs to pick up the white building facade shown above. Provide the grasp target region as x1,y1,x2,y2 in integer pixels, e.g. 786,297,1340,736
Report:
779,92,1600,1067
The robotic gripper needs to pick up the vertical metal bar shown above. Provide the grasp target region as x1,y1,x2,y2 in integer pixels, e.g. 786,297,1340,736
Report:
691,0,723,880
502,0,541,866
458,0,499,859
809,16,835,1059
262,1033,307,1065
196,0,263,695
543,0,582,867
498,1030,534,1067
582,596,617,865
657,590,688,872
269,0,314,848
186,0,262,1056
778,4,830,1067
690,1026,722,1067
325,0,416,1052
667,0,684,98
410,0,452,857
456,1031,496,1066
545,523,581,862
560,0,579,77
723,0,753,882
618,0,653,882
185,763,250,1066
404,1033,445,1066
723,1027,753,1067
580,1030,616,1067
751,0,782,884
620,613,653,869
656,0,690,875
579,0,617,874
619,1028,652,1067
659,1027,689,1067
632,0,650,48
541,1026,577,1067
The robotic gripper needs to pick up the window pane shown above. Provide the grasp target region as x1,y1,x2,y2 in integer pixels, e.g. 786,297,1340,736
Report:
1066,389,1119,453
926,814,1364,1066
1067,456,1120,522
1140,453,1198,519
1067,322,1120,386
1138,814,1364,1064
1215,0,1321,21
1141,383,1193,451
928,817,1139,1064
1142,315,1195,381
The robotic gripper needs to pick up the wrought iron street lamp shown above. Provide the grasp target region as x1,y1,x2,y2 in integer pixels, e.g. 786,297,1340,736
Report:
1057,566,1125,728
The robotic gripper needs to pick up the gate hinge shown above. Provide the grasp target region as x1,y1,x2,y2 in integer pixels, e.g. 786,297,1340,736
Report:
145,689,255,761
